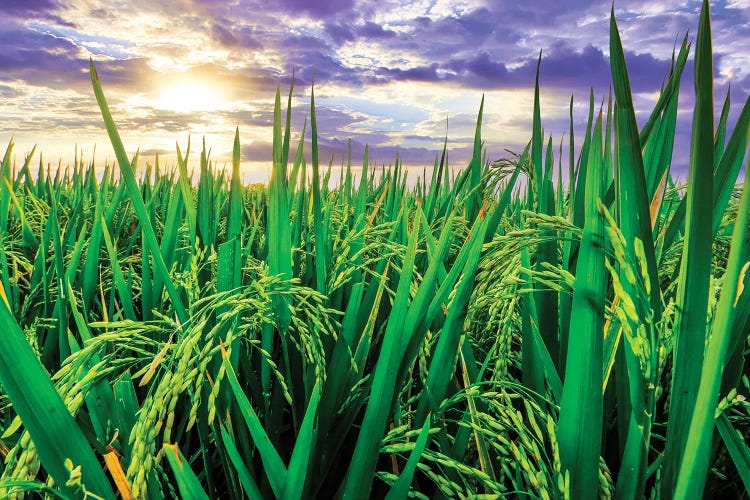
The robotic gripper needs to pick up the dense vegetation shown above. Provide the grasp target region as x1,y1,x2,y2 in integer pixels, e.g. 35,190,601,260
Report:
1,1,749,498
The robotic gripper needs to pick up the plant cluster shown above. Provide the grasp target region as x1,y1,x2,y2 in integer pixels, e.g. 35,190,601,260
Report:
0,1,748,498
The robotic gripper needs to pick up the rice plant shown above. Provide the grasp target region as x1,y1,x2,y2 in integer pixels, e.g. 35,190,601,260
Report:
0,1,748,498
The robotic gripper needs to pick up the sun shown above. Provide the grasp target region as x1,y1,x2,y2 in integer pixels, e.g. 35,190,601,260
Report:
156,79,226,113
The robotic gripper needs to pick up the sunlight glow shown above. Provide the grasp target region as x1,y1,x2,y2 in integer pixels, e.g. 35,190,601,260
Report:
156,79,226,113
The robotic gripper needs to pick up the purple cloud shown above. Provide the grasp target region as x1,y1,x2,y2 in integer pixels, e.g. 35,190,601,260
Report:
211,22,263,49
382,63,442,83
273,0,354,18
0,0,74,27
211,24,239,46
0,26,86,89
324,22,355,44
463,52,511,82
0,0,747,182
0,0,59,15
357,22,397,39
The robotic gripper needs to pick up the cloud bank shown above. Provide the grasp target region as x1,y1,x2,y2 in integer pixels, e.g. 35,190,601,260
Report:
0,0,748,179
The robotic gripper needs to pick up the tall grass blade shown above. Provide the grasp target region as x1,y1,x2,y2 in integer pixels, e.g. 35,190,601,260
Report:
716,413,750,492
89,60,188,323
220,425,263,499
557,109,607,500
282,381,321,500
662,1,715,493
310,82,327,294
0,300,114,498
163,444,209,500
384,417,432,500
673,158,750,498
221,345,287,497
342,213,421,499
609,7,662,497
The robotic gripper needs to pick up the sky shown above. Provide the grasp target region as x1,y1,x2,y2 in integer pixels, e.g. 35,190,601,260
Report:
0,0,748,183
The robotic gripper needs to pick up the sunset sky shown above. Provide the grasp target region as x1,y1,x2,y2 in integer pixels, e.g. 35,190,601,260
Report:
1,0,748,182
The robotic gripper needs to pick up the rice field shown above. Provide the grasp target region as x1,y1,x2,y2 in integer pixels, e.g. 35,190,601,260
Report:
1,1,749,499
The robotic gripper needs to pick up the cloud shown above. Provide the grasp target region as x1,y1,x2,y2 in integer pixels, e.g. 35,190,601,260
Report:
210,22,263,49
358,21,397,39
0,83,25,99
0,0,59,15
0,26,87,89
359,41,672,97
139,148,174,156
530,43,670,94
382,63,442,83
273,0,354,18
0,0,747,182
241,141,272,160
0,0,73,26
211,23,239,46
461,52,512,82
